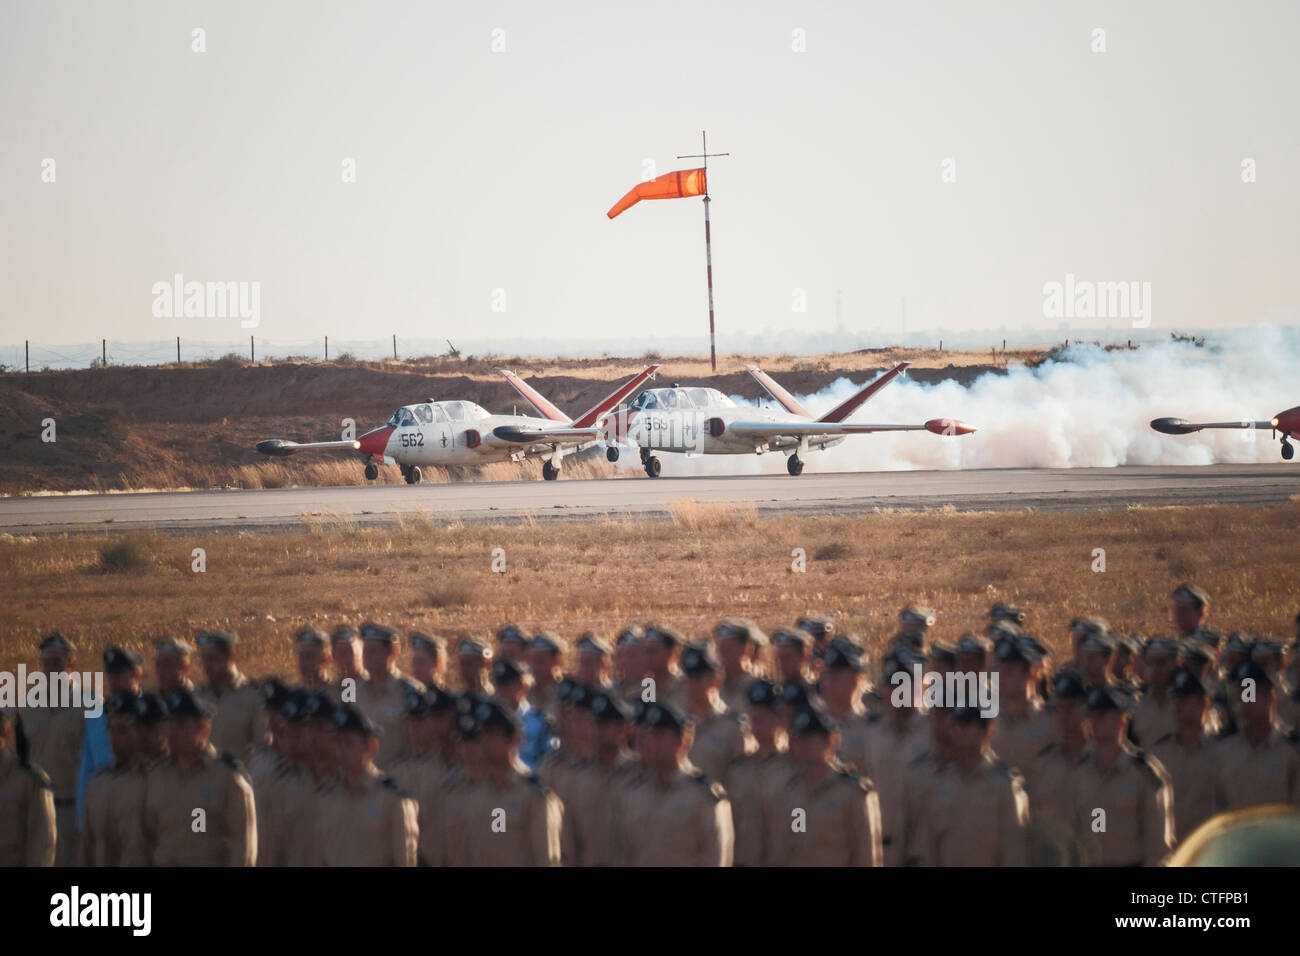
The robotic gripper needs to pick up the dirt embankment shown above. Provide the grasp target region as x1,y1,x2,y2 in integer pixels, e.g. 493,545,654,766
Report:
0,351,1026,494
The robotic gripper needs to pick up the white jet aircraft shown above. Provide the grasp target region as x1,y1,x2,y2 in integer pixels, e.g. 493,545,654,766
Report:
493,361,975,477
254,365,660,483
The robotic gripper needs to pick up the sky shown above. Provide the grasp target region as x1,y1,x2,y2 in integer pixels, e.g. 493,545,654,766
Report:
2,0,1298,356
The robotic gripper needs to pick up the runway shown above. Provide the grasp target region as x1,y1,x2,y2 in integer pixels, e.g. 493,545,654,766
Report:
1,464,1297,535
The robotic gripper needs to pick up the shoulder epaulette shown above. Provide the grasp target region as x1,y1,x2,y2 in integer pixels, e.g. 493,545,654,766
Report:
1035,741,1057,758
1152,732,1175,747
219,752,243,771
379,775,407,796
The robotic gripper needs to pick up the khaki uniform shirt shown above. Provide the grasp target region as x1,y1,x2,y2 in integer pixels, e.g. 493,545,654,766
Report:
458,767,563,867
989,703,1053,774
198,672,269,765
861,712,930,865
1213,727,1300,810
724,751,791,867
618,767,733,866
354,669,423,768
916,754,1030,866
80,762,146,867
21,697,83,865
1072,746,1173,866
434,766,481,866
0,752,56,866
1150,732,1222,842
548,752,637,867
832,707,873,775
766,761,883,866
1024,742,1089,838
137,744,256,866
686,701,751,783
389,751,453,866
316,764,417,866
899,750,946,866
259,763,327,867
1129,692,1177,749
718,673,757,716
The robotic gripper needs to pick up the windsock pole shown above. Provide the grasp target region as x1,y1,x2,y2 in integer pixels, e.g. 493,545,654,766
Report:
678,131,728,372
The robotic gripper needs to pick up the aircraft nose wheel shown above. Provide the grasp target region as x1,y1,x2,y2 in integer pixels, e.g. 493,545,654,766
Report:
606,446,620,463
644,456,662,478
1282,440,1295,460
542,460,560,481
403,465,422,484
364,462,379,481
787,454,805,476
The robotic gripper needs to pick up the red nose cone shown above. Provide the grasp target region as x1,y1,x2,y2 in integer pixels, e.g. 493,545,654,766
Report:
356,426,394,457
925,418,976,436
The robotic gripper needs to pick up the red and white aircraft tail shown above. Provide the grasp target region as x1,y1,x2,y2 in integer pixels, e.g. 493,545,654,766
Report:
493,365,661,444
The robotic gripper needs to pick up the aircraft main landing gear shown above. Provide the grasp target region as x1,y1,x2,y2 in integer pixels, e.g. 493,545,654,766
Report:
401,465,422,484
543,460,560,481
606,446,620,463
787,454,805,476
364,463,379,481
1282,438,1294,460
639,448,661,478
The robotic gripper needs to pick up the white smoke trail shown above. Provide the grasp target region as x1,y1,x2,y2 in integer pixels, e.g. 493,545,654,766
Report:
613,326,1300,475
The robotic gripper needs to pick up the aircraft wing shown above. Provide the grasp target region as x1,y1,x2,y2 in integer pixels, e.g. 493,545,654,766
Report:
490,425,603,444
255,439,360,457
725,418,976,439
1151,418,1274,435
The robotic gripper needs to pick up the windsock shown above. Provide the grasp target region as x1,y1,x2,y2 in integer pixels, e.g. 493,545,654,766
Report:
607,168,707,219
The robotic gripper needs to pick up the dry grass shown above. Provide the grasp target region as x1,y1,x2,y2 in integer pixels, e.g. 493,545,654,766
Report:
2,504,1296,684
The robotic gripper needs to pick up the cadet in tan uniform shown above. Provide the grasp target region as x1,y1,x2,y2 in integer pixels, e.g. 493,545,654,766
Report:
915,706,1030,866
0,709,56,867
389,686,458,865
456,636,494,696
988,636,1052,774
154,636,196,696
316,704,418,866
642,625,686,708
330,624,367,686
436,697,489,866
1130,638,1180,747
899,705,952,866
1074,686,1174,867
1024,672,1091,861
354,623,424,768
1213,661,1300,809
1073,622,1116,690
893,605,936,653
248,678,292,788
408,631,446,690
573,634,613,689
456,697,562,866
79,691,139,866
819,639,872,774
527,631,567,721
612,627,647,704
22,632,86,866
862,649,930,866
116,693,167,867
772,628,815,691
135,688,256,866
726,680,790,867
1172,583,1212,639
680,643,752,783
195,629,268,765
795,615,834,683
619,702,733,866
714,619,766,714
768,704,882,866
496,624,529,664
1150,668,1222,843
556,689,637,866
255,689,313,867
293,627,334,695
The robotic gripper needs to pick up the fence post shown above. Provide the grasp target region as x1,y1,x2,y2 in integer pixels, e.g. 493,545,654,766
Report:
250,335,255,363
325,336,328,361
392,334,397,360
26,340,29,373
102,339,106,366
177,336,181,364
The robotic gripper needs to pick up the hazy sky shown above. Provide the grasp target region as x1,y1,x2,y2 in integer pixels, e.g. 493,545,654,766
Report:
2,0,1297,352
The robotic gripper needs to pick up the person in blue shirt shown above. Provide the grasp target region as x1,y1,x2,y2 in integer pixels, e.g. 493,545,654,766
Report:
490,657,553,773
75,646,143,827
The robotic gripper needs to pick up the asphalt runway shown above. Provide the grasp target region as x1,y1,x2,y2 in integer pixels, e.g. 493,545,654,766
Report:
1,464,1297,535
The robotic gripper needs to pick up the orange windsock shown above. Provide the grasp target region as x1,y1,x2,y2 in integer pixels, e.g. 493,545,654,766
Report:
606,168,707,219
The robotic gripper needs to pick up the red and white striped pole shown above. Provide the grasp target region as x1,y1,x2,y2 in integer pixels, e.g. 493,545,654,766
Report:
679,131,728,372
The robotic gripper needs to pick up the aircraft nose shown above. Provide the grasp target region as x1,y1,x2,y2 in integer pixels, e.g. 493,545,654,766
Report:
356,426,394,457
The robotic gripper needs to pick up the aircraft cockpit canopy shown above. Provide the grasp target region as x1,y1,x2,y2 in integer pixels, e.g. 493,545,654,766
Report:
628,387,735,411
387,401,491,427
